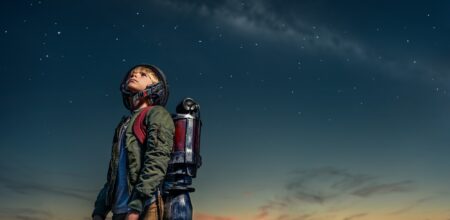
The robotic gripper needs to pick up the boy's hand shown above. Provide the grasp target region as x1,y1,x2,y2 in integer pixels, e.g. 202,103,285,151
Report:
126,211,140,220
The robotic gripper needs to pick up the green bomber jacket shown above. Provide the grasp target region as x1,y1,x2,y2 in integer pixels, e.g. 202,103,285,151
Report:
92,105,174,218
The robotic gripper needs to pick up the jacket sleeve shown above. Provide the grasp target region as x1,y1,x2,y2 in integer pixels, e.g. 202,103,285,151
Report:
128,106,174,213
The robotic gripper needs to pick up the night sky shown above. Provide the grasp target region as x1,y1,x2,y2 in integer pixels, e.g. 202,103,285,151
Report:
1,1,450,220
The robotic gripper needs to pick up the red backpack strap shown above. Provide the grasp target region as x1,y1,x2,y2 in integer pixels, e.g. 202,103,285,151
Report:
133,106,153,145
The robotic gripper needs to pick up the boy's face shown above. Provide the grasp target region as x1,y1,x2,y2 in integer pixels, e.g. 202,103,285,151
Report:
126,66,159,93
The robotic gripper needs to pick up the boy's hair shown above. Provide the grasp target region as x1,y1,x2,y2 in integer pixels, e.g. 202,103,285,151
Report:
120,64,169,110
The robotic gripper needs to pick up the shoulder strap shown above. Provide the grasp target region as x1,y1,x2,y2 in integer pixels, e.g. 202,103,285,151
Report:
132,106,153,145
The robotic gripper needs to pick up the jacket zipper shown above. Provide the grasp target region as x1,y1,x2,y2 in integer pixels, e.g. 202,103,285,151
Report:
106,116,130,206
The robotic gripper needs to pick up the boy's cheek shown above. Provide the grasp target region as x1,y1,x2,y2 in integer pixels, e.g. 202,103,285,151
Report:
127,82,138,89
127,84,138,92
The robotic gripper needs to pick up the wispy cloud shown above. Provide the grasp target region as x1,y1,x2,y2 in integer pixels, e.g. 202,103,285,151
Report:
0,173,93,202
194,212,238,220
256,200,290,220
0,208,54,220
252,167,414,220
352,180,413,198
388,197,433,215
342,213,368,220
287,167,375,204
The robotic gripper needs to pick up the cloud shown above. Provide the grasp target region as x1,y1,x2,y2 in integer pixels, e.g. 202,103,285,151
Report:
0,173,93,202
194,212,238,220
290,214,312,220
285,167,375,204
256,200,290,220
253,167,414,220
342,213,368,220
275,214,290,220
0,208,54,220
388,197,433,215
352,180,414,198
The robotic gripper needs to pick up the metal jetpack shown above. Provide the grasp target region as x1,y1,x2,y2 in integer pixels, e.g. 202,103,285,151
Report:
163,97,202,220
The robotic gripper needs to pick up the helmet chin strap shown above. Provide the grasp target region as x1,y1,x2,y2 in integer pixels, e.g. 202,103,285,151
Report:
130,96,150,110
130,82,163,110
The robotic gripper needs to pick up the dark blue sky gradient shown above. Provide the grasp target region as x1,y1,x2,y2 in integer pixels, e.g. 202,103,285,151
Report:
1,1,450,220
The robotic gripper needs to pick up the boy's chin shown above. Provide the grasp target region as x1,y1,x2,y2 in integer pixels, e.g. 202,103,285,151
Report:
127,86,141,93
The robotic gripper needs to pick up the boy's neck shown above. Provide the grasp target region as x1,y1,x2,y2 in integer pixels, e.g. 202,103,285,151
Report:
138,102,150,109
133,101,151,112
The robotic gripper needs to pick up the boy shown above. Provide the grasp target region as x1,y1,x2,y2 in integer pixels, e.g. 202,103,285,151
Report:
92,64,174,220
